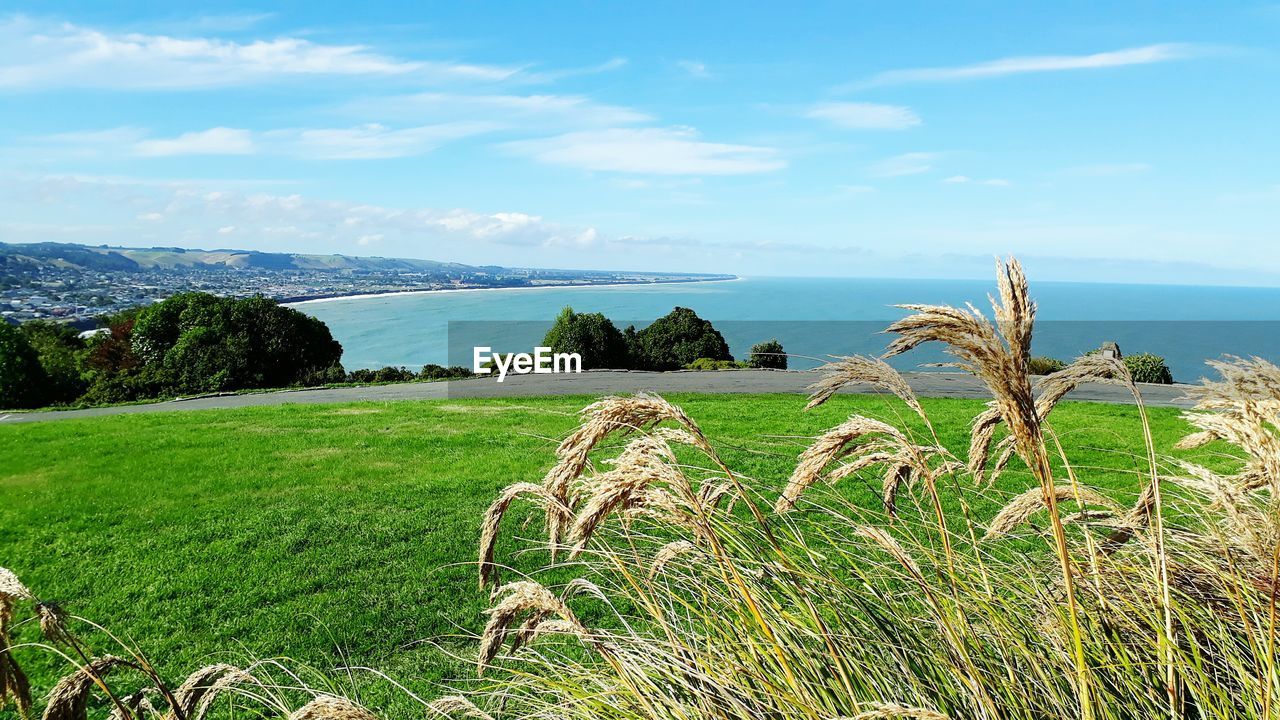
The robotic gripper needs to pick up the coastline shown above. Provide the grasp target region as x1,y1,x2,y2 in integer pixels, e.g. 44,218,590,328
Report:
282,276,741,307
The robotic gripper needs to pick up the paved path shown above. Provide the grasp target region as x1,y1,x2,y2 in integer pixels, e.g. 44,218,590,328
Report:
0,370,1195,425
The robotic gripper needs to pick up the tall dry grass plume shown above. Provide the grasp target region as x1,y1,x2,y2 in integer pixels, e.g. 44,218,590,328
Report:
459,257,1280,720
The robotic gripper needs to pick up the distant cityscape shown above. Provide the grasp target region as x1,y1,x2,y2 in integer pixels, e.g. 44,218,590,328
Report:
0,242,733,329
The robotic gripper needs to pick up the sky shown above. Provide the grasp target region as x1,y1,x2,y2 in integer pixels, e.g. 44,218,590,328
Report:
0,2,1277,285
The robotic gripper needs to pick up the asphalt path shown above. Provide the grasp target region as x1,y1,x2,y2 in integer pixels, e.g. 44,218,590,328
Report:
0,369,1195,425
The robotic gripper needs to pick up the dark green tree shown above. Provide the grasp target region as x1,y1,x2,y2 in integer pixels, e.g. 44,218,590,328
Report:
129,293,343,395
0,322,47,409
542,307,631,369
747,339,787,369
19,320,87,404
630,307,731,371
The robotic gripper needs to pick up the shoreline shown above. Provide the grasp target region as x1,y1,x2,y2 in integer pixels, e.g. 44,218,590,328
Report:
282,276,741,307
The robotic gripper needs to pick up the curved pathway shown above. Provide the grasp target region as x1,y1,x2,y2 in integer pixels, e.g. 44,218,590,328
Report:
0,369,1195,425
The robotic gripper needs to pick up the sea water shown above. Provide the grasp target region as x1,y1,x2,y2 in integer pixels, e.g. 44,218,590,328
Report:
296,277,1280,381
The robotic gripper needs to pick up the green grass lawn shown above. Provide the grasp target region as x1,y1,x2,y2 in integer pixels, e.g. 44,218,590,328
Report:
0,393,1226,713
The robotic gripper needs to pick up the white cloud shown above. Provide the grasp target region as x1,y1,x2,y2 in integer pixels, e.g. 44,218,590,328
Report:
846,44,1198,89
502,127,785,175
943,175,971,183
137,211,164,221
806,102,921,130
349,93,652,127
134,127,255,156
676,60,712,79
276,122,497,159
870,152,938,177
0,17,519,89
522,57,627,83
35,123,497,160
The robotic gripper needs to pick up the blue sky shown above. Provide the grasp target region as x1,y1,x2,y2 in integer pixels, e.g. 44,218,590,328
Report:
1,2,1277,284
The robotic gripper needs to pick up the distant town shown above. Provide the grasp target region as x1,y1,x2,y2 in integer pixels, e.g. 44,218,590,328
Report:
0,242,734,329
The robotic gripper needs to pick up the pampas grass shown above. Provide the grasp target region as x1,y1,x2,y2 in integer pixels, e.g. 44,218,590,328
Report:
459,258,1280,720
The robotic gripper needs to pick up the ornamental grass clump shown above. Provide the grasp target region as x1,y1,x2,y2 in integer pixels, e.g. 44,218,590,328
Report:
466,258,1280,720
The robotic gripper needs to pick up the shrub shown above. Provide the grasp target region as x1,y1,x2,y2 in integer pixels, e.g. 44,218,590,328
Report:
0,322,47,408
347,366,416,384
628,307,731,371
420,364,474,380
1124,352,1173,384
79,311,158,404
1027,355,1066,375
542,307,631,370
747,339,787,369
684,357,744,370
300,364,348,386
19,320,87,405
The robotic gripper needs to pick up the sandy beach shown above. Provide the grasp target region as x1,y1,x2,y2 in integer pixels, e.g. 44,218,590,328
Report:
283,276,742,307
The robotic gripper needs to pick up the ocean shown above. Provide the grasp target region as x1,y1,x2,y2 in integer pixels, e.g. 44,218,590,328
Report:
294,277,1280,382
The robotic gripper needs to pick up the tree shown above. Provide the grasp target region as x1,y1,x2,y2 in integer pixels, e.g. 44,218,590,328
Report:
80,310,158,404
0,322,47,409
129,293,344,395
630,307,731,371
19,320,87,404
542,307,631,370
747,339,787,369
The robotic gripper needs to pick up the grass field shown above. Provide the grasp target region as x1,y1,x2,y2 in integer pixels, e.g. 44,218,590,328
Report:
0,393,1218,712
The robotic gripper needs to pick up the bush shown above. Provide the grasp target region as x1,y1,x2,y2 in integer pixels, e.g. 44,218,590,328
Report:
79,311,157,404
1124,352,1173,384
1027,356,1066,375
300,364,348,386
19,320,88,405
347,366,416,384
629,307,731,371
684,358,746,370
747,339,787,369
420,364,475,380
0,322,48,408
542,307,631,370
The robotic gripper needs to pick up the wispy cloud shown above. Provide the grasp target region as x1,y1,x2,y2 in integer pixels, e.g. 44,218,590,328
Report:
135,127,256,156
870,152,939,177
274,122,497,159
676,60,713,79
806,102,921,130
943,175,1010,186
522,56,628,83
502,127,785,175
0,16,519,89
5,174,607,251
33,123,499,159
347,92,652,127
843,43,1199,90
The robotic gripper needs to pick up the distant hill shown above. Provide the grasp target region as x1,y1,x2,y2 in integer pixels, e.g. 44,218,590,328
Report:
0,242,480,274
